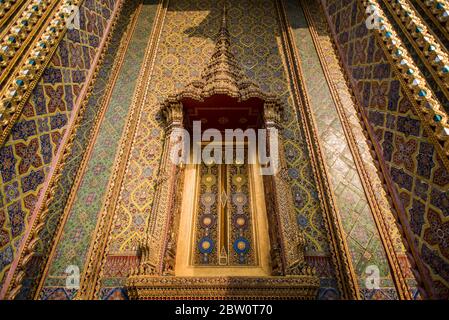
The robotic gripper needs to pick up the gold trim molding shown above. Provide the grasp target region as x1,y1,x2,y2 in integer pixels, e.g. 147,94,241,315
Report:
382,0,449,105
359,0,449,171
0,0,27,29
0,0,60,85
418,0,449,34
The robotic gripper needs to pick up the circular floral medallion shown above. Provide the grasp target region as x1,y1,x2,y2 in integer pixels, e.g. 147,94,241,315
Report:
198,237,214,254
233,237,250,254
201,192,216,206
233,214,248,229
232,192,247,206
200,213,216,228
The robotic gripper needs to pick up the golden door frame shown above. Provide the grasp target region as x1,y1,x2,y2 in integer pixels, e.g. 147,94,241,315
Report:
126,96,320,299
175,141,272,277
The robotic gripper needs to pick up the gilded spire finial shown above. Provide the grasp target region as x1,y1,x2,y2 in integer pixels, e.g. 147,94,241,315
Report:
221,1,227,32
217,0,229,42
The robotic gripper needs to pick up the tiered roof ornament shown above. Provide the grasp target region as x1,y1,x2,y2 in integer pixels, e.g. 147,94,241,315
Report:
162,2,280,106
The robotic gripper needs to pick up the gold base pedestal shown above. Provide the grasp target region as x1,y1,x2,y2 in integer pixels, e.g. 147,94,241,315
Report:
126,276,320,300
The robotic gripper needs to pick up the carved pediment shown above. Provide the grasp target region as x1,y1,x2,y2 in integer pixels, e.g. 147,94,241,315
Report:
161,4,282,128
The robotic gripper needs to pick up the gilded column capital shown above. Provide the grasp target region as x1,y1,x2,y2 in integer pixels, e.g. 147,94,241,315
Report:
161,99,184,133
263,100,282,128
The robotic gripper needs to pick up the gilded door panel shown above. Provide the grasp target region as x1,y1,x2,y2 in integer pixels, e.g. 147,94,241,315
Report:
193,161,256,267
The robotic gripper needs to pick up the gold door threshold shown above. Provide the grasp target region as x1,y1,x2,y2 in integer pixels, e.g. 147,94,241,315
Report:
126,276,320,300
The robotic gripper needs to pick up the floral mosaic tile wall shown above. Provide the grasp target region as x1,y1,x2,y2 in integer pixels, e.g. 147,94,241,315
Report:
40,0,159,300
323,0,449,298
0,0,117,292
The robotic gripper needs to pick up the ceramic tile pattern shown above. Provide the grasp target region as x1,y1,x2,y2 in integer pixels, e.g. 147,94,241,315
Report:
285,0,404,299
39,0,159,300
17,0,141,300
0,0,116,292
323,0,449,298
304,0,418,297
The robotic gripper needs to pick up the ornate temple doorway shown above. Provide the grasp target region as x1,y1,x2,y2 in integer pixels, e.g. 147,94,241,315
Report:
126,5,319,299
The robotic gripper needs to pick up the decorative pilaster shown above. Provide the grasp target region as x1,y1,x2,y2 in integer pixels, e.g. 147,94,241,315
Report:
128,100,185,280
158,100,186,276
263,101,313,276
138,99,185,276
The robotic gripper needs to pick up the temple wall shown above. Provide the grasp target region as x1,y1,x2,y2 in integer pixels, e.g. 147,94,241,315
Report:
39,0,341,300
1,0,446,300
285,0,417,299
322,0,449,298
0,0,118,295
